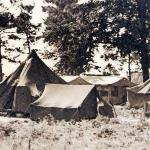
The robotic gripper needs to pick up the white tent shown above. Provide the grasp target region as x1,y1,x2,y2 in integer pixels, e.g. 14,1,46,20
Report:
30,84,98,120
127,79,150,108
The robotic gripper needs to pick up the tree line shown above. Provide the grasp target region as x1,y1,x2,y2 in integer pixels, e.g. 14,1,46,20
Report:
0,0,150,82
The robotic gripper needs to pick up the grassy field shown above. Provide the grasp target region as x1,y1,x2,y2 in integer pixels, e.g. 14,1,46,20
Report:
0,105,149,150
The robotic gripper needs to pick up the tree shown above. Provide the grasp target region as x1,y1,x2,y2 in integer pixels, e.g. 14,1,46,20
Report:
44,0,150,81
15,5,41,54
0,11,15,81
44,0,107,75
102,0,150,82
0,2,40,80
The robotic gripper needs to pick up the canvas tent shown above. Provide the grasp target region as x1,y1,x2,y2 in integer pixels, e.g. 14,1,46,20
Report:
127,79,150,108
30,84,98,120
81,75,135,105
0,50,66,113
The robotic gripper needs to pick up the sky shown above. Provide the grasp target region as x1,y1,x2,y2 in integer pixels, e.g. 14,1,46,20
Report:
1,0,46,23
0,0,140,78
1,0,49,76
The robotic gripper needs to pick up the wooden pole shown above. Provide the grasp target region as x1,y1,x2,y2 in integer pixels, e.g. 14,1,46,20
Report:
29,138,31,150
0,35,3,81
128,53,131,81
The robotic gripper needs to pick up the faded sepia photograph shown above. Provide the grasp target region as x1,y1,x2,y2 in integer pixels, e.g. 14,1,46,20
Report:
0,0,150,149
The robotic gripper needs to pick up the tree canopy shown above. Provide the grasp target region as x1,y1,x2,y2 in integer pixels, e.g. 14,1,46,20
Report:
0,2,40,80
14,5,41,53
0,0,150,82
103,0,150,81
0,10,16,80
44,0,150,81
44,0,108,75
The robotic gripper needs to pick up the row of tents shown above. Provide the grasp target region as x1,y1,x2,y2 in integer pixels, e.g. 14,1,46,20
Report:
0,50,149,120
62,75,135,105
0,51,98,120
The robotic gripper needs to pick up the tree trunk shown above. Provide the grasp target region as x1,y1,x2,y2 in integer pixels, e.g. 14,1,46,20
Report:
137,0,149,82
140,48,149,82
26,33,31,54
0,37,3,82
128,53,131,81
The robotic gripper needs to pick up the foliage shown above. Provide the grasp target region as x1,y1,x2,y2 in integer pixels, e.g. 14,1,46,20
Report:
0,8,16,80
0,12,14,28
14,4,41,53
44,0,108,75
0,2,40,80
44,0,150,80
102,0,150,81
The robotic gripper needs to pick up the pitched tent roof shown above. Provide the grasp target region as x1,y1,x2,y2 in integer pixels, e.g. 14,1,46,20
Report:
0,50,66,113
81,75,135,86
128,79,150,94
60,76,90,85
32,84,95,108
60,75,78,82
69,76,91,85
127,79,150,108
138,83,150,94
30,84,98,120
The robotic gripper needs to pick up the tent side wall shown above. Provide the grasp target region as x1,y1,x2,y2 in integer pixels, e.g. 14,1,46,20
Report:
0,63,26,110
30,106,78,120
13,86,35,113
0,85,17,110
127,90,150,108
79,88,97,119
110,86,126,104
96,85,126,105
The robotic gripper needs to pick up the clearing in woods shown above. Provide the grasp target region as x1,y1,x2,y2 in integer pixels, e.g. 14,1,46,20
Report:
0,105,149,150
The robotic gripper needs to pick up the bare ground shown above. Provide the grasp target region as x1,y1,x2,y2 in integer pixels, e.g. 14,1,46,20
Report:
0,105,149,150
